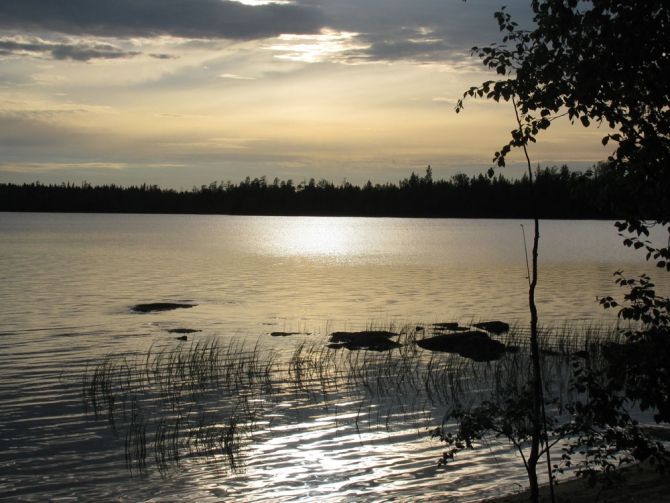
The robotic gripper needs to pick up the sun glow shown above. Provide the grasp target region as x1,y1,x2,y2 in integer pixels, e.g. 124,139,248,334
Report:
285,218,355,258
262,217,362,260
268,30,367,63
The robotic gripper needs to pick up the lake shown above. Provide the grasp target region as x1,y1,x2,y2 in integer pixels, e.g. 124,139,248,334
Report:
0,213,667,502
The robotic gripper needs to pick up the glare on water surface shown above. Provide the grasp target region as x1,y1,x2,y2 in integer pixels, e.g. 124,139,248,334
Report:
263,217,362,259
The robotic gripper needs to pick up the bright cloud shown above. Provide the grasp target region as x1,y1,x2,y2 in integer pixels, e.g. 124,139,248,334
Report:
268,30,367,63
219,74,256,79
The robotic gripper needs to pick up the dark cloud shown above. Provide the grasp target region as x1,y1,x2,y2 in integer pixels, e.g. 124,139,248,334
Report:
320,0,531,64
0,0,530,65
0,38,140,61
0,0,324,41
149,53,179,60
52,43,140,61
341,30,467,65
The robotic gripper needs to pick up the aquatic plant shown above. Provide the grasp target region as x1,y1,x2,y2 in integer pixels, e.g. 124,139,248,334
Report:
83,338,274,477
82,322,624,479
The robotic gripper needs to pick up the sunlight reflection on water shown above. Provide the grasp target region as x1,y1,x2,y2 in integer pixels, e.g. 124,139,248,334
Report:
262,217,362,259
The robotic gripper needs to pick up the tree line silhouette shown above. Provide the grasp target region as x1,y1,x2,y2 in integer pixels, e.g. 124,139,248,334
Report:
0,165,619,219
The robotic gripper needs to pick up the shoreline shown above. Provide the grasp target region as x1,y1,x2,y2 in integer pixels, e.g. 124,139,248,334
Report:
479,457,670,503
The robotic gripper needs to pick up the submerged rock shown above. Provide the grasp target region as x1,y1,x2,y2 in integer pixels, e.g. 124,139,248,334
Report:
417,330,487,352
343,337,403,351
175,335,188,341
270,331,302,337
167,328,201,334
416,330,505,362
472,321,510,335
131,302,196,313
328,331,402,351
433,322,460,330
433,322,469,332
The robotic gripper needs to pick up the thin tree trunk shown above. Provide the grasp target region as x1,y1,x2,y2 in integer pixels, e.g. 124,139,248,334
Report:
528,214,542,503
513,95,546,503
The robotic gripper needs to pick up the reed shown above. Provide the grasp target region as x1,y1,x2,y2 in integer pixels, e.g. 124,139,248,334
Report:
82,321,624,477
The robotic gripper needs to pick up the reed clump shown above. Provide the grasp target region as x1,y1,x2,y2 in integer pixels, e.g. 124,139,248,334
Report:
84,338,272,477
82,321,625,477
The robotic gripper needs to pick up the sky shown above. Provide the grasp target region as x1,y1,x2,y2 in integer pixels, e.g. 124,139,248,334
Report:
0,0,614,189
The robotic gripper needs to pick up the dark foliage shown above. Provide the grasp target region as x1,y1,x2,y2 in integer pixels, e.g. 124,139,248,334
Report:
0,165,618,218
435,1,670,500
599,271,670,423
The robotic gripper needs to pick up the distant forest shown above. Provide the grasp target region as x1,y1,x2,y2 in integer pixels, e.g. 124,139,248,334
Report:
0,165,619,219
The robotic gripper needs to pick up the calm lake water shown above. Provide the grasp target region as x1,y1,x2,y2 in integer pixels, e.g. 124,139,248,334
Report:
1,213,667,502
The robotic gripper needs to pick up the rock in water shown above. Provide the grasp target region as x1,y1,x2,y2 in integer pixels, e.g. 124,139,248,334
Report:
433,322,460,330
328,331,402,351
472,321,510,335
416,330,505,362
131,302,196,313
433,322,470,332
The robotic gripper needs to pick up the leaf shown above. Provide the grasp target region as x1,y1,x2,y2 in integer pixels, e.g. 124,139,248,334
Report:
580,116,590,127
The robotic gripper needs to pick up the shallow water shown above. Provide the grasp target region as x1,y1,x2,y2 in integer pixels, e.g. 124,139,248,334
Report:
1,213,667,502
